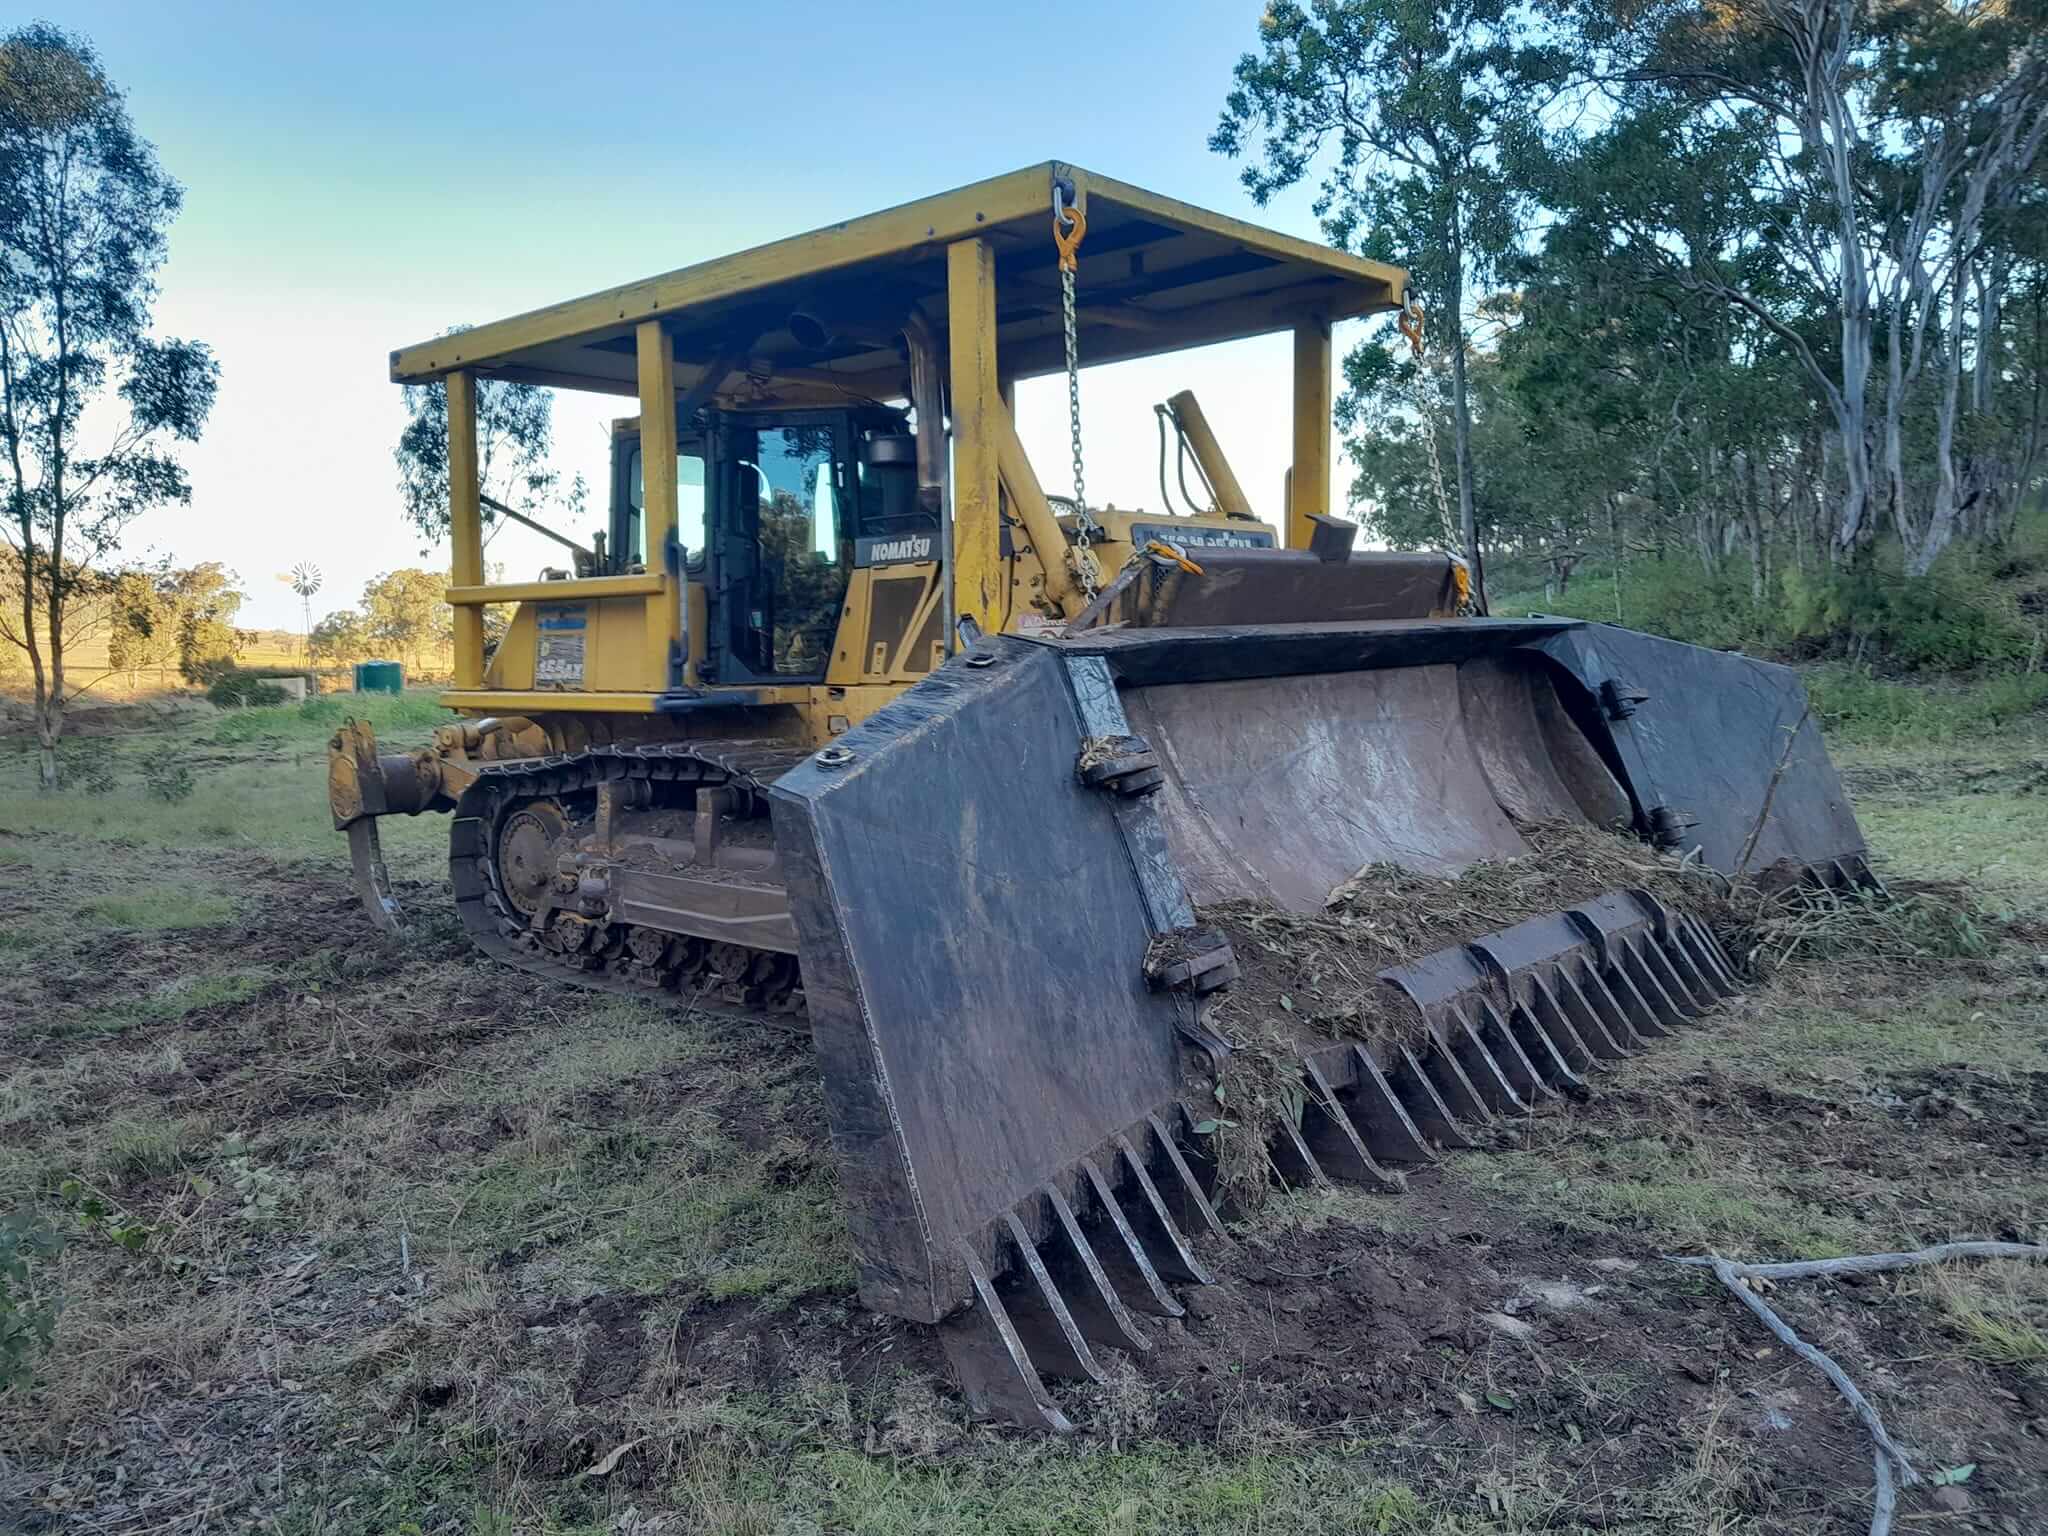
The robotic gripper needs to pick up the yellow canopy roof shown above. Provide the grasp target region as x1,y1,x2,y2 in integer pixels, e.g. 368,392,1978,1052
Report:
389,162,1406,403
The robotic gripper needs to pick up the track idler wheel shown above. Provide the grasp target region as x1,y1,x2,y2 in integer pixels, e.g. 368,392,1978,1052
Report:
496,801,570,918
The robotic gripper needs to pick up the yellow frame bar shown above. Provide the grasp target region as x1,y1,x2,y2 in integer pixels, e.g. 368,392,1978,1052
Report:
637,321,682,688
948,238,1002,635
438,690,664,714
437,685,816,715
1288,322,1333,549
390,164,1407,384
446,370,485,687
446,574,664,607
992,403,1081,616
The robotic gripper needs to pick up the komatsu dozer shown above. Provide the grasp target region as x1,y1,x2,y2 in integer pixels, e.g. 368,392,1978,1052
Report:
332,164,1873,1429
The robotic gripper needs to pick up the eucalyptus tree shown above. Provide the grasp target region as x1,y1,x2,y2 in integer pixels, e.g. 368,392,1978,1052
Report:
394,333,563,551
0,23,217,786
1212,0,1561,594
1558,0,2048,572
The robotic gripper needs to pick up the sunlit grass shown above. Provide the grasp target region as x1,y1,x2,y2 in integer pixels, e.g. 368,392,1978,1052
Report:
201,691,453,749
0,743,447,881
1859,790,2048,904
76,883,237,931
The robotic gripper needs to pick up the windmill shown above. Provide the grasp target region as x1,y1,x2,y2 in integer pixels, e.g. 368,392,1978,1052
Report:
280,562,322,664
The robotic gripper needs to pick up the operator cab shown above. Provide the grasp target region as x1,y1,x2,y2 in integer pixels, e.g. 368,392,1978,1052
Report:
610,403,926,685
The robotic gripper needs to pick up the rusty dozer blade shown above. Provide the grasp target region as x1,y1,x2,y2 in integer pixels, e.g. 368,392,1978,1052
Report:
769,617,1867,1428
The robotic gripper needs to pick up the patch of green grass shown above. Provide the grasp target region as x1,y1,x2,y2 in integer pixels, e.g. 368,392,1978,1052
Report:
275,1437,1436,1536
119,970,270,1025
94,1113,214,1184
452,1117,853,1302
155,970,267,1014
1239,1184,1423,1241
1921,1260,2048,1367
510,997,707,1096
1949,1310,2048,1366
202,691,453,749
1755,975,2048,1080
76,884,237,932
0,926,36,951
272,1437,603,1536
1860,790,2048,901
0,712,449,880
1451,1134,1866,1261
772,1446,1430,1536
1807,666,2048,749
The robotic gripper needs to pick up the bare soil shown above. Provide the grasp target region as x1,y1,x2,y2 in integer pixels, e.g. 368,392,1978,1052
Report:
2,832,2045,1534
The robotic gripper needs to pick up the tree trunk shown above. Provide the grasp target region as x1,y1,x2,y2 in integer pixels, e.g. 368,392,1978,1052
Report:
1743,454,1766,603
1444,238,1482,605
36,696,60,790
1788,3,1876,556
1912,259,1973,578
1449,294,1482,602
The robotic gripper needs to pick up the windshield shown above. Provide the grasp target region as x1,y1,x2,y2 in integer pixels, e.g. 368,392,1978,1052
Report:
740,426,848,677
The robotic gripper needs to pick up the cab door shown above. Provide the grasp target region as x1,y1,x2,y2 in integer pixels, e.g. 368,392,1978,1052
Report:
705,414,852,685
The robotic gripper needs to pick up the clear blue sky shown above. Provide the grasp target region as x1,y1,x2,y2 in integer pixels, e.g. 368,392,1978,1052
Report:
52,0,1392,628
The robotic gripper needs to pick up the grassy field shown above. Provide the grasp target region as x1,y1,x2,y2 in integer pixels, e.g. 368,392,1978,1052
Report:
2,682,2046,1534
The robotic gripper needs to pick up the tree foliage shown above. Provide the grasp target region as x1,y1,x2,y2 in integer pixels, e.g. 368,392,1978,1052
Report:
1214,0,1561,591
1219,0,2048,636
104,559,244,682
360,567,451,671
394,337,559,549
308,607,371,668
0,23,216,785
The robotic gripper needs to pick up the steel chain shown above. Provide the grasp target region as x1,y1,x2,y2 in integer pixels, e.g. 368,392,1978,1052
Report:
1414,364,1457,556
1054,184,1101,598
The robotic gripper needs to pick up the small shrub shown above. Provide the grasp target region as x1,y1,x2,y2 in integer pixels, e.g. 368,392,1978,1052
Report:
1,1208,65,1392
141,758,196,803
214,1136,292,1228
205,670,289,709
58,736,118,796
1780,555,2032,671
1805,664,2048,746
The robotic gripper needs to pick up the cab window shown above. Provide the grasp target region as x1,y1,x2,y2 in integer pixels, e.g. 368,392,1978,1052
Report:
734,426,849,678
624,447,707,567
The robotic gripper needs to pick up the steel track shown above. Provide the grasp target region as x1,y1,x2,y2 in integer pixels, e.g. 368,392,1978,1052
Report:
446,739,815,1014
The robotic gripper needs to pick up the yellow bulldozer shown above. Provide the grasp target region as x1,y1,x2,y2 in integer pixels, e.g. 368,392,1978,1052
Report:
330,163,1871,1429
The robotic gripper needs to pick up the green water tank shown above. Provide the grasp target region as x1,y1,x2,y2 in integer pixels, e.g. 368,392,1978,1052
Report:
353,659,404,695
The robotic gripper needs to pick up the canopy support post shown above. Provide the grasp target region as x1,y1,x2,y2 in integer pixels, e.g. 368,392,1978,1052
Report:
446,369,485,689
637,320,683,688
948,237,1003,638
1289,320,1332,550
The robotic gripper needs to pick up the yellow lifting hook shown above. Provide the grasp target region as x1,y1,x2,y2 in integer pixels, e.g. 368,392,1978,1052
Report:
1398,297,1426,357
1054,199,1087,272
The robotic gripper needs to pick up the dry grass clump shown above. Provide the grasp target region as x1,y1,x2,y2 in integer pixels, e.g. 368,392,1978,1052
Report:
1197,821,1736,1211
1736,875,1994,973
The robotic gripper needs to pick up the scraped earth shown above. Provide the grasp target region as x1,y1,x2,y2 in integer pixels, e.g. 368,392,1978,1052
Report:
3,838,2046,1534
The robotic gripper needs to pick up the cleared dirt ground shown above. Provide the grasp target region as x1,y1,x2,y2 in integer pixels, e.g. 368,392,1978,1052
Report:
2,693,2045,1534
